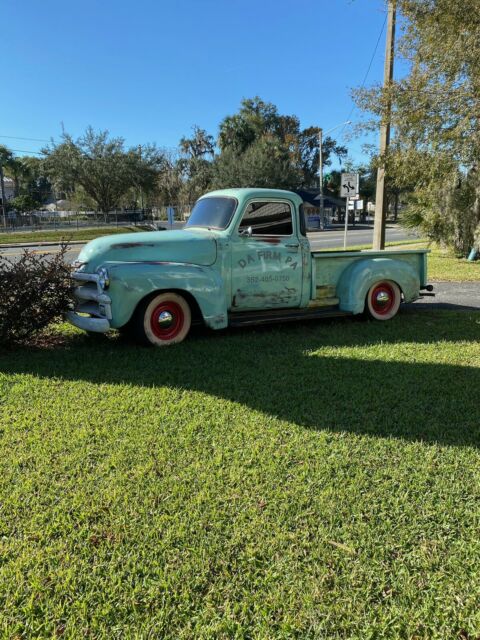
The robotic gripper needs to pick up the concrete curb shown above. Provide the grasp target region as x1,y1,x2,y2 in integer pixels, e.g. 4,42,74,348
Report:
0,240,86,249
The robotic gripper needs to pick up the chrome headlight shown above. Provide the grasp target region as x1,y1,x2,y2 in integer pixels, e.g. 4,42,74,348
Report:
72,260,87,272
96,267,110,289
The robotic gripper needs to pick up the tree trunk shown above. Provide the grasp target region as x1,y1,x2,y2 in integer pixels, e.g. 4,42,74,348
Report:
473,177,480,250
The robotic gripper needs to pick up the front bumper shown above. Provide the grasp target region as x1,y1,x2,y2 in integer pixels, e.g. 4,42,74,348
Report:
68,269,112,334
67,311,110,333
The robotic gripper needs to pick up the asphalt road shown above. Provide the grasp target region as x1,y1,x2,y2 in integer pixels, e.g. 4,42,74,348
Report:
0,225,420,264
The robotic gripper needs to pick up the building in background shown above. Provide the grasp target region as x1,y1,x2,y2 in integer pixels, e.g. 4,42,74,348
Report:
296,187,346,229
0,177,15,205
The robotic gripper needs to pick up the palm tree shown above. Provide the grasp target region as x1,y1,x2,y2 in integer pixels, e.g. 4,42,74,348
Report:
0,145,14,227
4,156,34,197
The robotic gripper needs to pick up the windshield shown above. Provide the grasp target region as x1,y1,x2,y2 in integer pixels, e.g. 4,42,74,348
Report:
185,196,237,230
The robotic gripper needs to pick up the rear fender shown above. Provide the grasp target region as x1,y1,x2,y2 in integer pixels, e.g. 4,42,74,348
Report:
337,258,420,314
105,261,228,329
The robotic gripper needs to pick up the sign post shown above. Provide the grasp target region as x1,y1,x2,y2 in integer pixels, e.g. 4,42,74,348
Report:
344,197,349,249
167,206,175,229
340,173,359,250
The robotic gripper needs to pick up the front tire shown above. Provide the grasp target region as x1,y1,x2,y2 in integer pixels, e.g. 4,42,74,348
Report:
134,292,192,346
365,280,401,320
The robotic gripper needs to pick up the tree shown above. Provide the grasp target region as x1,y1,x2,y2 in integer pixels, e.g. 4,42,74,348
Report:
178,126,215,202
2,155,52,204
218,97,284,153
0,145,14,226
3,157,24,197
8,194,39,213
217,97,347,190
214,136,302,190
19,156,53,205
297,127,347,187
43,127,164,212
156,151,185,206
179,125,214,159
354,0,480,254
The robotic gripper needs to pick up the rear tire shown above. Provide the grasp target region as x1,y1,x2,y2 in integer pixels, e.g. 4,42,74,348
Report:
365,280,401,320
133,292,192,346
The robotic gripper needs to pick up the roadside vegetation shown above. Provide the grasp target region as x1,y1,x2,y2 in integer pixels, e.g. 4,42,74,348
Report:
408,243,479,282
1,311,479,638
0,245,72,345
354,0,480,256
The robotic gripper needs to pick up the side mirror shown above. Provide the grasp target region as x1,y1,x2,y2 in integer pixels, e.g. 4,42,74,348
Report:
239,226,253,237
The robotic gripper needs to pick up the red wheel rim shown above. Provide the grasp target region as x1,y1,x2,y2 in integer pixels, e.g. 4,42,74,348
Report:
150,301,184,340
370,283,395,315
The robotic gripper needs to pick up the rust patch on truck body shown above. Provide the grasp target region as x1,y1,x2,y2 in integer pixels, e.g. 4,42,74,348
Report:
260,237,281,245
232,287,297,308
111,242,156,249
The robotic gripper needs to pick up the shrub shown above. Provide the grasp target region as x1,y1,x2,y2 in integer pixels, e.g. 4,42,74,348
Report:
402,169,480,257
7,194,40,213
0,244,73,344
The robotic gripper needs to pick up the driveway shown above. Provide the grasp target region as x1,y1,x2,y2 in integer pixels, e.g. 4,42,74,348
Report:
407,281,480,311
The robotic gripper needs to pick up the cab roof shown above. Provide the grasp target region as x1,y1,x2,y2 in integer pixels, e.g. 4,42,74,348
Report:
200,187,303,207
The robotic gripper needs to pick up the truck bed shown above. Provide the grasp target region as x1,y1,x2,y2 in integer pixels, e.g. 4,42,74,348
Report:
311,249,429,305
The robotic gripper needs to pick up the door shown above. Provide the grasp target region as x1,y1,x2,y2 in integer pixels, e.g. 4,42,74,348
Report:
231,199,303,310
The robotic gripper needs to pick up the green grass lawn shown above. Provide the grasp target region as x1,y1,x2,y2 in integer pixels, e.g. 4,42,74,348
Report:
424,245,479,282
0,226,145,245
1,311,480,638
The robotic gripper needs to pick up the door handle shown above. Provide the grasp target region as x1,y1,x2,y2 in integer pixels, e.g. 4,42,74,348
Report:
285,243,299,249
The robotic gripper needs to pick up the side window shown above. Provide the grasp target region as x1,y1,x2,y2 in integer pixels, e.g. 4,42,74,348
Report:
239,201,293,236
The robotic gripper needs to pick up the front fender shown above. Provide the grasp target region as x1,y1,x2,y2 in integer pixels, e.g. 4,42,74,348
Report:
337,258,420,314
105,261,228,329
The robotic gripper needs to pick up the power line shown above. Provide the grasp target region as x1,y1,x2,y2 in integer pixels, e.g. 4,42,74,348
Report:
0,134,50,142
339,12,388,137
10,149,45,155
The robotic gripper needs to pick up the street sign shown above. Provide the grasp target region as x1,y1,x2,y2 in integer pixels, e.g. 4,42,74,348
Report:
340,173,359,198
348,199,364,210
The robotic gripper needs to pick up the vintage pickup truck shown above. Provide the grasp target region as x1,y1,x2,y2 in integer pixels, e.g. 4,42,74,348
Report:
68,188,430,346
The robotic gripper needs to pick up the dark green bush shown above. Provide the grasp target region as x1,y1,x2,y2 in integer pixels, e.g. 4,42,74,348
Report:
0,244,73,344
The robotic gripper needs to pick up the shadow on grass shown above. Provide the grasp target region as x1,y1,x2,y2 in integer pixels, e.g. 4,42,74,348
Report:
1,311,479,448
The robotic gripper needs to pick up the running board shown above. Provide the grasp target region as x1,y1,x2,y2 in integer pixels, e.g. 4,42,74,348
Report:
229,306,352,327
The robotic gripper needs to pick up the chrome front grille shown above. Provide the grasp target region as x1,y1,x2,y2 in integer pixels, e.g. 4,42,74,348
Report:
71,270,112,320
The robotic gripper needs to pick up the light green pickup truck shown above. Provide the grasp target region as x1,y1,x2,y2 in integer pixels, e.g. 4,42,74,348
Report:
68,188,430,346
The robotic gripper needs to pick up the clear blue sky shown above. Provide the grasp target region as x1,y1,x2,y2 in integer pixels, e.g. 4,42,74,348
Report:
1,0,397,164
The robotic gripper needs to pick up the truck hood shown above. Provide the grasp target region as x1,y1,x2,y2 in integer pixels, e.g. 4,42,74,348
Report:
76,229,217,271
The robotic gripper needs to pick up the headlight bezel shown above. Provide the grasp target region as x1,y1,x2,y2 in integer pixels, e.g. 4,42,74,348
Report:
71,260,87,273
96,266,110,290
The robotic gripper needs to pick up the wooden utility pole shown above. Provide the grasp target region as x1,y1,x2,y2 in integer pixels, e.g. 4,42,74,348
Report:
318,128,324,228
373,0,396,250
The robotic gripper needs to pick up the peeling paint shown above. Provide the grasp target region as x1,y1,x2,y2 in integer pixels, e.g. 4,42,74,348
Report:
233,287,297,307
260,237,281,245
